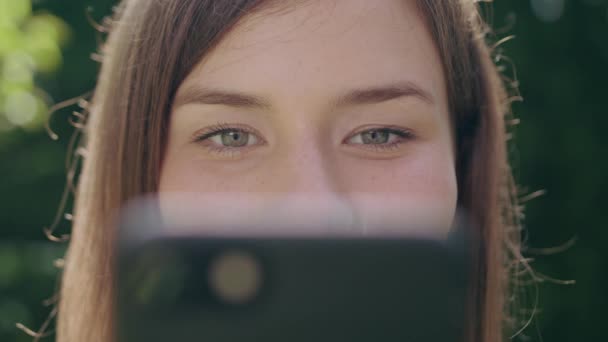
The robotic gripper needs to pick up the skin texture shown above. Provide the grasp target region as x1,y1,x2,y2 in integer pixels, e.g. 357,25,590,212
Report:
158,0,458,237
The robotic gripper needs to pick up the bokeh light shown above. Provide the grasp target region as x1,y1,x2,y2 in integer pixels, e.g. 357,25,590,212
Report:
531,0,566,22
4,91,39,127
2,52,35,87
0,0,32,26
0,0,71,133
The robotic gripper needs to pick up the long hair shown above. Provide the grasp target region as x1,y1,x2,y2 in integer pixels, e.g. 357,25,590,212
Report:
54,1,523,341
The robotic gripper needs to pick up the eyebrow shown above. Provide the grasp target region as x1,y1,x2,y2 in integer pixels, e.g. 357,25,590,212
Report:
172,81,434,110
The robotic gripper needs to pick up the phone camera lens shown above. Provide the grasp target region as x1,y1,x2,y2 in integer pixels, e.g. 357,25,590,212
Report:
208,250,262,305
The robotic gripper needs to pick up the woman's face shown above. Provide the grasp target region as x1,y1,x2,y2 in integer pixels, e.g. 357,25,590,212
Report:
159,0,457,237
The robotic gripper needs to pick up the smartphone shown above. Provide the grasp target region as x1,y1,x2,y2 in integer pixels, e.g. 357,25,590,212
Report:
115,196,471,342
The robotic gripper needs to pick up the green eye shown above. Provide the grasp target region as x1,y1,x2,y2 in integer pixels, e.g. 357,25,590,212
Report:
214,130,252,148
360,130,390,144
193,123,414,158
347,127,414,147
193,123,262,157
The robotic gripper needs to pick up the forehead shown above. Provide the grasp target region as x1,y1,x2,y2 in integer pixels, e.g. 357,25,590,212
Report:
180,0,446,110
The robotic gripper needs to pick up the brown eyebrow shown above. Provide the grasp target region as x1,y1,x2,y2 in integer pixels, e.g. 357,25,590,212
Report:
172,81,434,110
331,81,434,108
173,86,271,110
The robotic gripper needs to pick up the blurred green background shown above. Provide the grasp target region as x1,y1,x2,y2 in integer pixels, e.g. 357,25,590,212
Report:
0,0,606,341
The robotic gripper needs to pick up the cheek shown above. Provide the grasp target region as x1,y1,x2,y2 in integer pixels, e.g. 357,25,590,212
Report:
344,152,456,196
340,149,458,238
158,152,257,193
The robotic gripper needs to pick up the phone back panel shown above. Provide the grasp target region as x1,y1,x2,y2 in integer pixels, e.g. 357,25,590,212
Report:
116,235,470,342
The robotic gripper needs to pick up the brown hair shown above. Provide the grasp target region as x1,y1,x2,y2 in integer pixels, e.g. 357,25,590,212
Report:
51,1,524,341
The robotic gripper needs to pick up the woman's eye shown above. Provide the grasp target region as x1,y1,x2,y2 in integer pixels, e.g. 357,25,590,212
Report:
193,123,262,157
209,130,258,148
193,124,414,157
346,127,414,151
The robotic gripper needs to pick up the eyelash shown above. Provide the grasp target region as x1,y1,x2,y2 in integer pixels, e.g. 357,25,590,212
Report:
192,122,263,157
346,125,415,152
192,122,415,157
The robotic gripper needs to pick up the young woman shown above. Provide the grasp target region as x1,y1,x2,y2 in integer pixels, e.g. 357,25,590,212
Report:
53,0,525,341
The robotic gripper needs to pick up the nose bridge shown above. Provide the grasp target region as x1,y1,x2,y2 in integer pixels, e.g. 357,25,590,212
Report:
248,134,358,233
278,134,341,194
263,140,358,233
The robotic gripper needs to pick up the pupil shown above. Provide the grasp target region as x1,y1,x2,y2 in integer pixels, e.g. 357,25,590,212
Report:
222,131,248,147
363,130,388,144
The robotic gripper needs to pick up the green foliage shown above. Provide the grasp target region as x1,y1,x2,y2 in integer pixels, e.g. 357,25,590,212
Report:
0,0,71,132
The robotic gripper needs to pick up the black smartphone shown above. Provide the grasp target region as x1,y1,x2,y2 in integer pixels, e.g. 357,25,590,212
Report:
115,197,471,342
